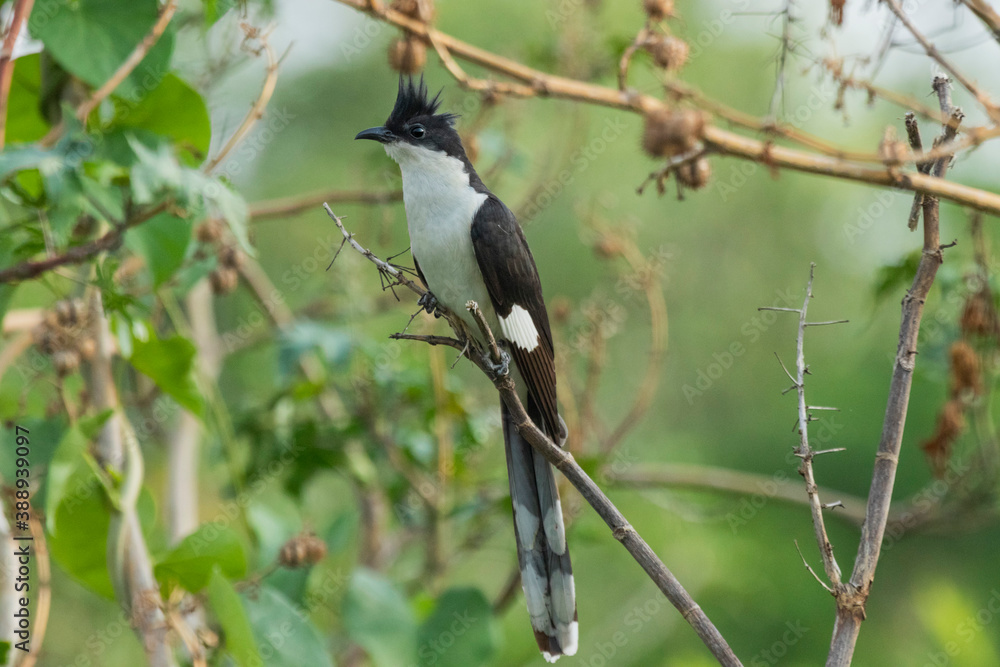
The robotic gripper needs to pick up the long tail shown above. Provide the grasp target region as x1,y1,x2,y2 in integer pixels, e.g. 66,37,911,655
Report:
502,400,577,662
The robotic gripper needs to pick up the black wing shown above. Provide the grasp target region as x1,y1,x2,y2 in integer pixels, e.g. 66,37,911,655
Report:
470,195,559,437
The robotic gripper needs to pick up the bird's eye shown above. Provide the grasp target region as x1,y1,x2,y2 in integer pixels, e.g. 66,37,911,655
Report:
409,125,426,138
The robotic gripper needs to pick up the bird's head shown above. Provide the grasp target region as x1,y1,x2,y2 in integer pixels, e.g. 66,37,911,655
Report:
355,76,467,166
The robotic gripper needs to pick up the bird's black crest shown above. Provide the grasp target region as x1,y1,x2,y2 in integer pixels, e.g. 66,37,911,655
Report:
386,76,457,128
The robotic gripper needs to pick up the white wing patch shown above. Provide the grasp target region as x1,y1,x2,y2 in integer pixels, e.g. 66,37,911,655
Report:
500,305,540,351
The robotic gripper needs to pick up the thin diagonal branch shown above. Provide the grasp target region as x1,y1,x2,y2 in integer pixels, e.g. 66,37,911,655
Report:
326,205,742,667
330,0,1000,215
883,0,1000,122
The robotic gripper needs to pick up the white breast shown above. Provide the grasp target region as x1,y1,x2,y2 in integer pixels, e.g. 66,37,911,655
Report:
386,142,494,336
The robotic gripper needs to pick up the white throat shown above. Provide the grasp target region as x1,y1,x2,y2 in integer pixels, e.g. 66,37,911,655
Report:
385,141,492,333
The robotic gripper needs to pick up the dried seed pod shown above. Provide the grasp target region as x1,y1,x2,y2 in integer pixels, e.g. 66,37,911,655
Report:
218,245,243,270
196,219,223,244
78,337,97,361
54,299,81,328
642,108,705,157
550,296,571,324
675,157,712,189
594,236,625,259
949,340,982,396
642,0,675,20
33,326,57,355
922,399,965,478
209,267,239,295
52,349,81,377
391,0,434,20
960,289,999,338
388,37,427,75
644,35,689,72
278,534,328,568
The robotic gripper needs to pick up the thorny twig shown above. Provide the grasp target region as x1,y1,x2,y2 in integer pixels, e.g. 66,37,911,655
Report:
763,263,848,586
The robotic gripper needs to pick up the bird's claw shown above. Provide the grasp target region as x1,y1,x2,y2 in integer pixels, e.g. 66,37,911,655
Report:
489,349,511,377
418,291,442,318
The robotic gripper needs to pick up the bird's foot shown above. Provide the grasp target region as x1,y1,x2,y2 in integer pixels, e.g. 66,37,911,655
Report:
418,291,443,318
489,349,511,378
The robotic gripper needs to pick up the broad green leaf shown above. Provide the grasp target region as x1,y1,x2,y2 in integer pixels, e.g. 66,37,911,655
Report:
5,53,50,143
417,588,498,667
127,136,254,254
241,585,334,667
111,74,211,157
47,463,115,599
207,568,261,666
44,411,112,532
128,334,203,417
246,491,301,566
28,0,174,100
155,524,247,593
124,212,193,287
343,568,417,667
873,251,921,304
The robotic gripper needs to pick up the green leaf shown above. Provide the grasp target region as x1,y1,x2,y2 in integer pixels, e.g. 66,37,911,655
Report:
155,524,247,593
44,411,112,532
343,568,417,667
207,568,261,666
5,53,50,144
111,74,212,157
28,0,174,100
128,334,203,417
47,463,115,599
417,588,498,667
127,136,254,254
124,212,193,287
241,585,334,667
873,251,922,304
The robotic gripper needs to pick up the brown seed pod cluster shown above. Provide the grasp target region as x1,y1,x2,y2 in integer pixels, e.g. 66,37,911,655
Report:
278,533,328,569
960,287,1000,338
33,299,96,377
641,108,705,158
198,219,243,295
643,35,689,72
642,0,675,21
388,37,427,75
949,340,982,397
922,399,966,479
675,157,712,190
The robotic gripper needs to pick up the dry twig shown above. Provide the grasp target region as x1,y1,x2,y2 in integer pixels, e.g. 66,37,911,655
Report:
325,204,742,666
826,76,962,667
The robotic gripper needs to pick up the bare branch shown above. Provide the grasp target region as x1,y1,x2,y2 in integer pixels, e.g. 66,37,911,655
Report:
827,76,960,667
0,0,36,150
249,189,402,220
203,25,279,173
883,0,1000,122
331,0,1000,215
0,202,169,284
328,208,743,666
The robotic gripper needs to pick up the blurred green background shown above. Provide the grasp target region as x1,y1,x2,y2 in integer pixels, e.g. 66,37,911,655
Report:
2,0,1000,665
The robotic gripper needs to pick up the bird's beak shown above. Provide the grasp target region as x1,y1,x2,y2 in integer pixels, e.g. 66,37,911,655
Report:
355,126,396,143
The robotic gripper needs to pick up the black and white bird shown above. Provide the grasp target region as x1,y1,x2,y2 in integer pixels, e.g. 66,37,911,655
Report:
356,77,577,662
